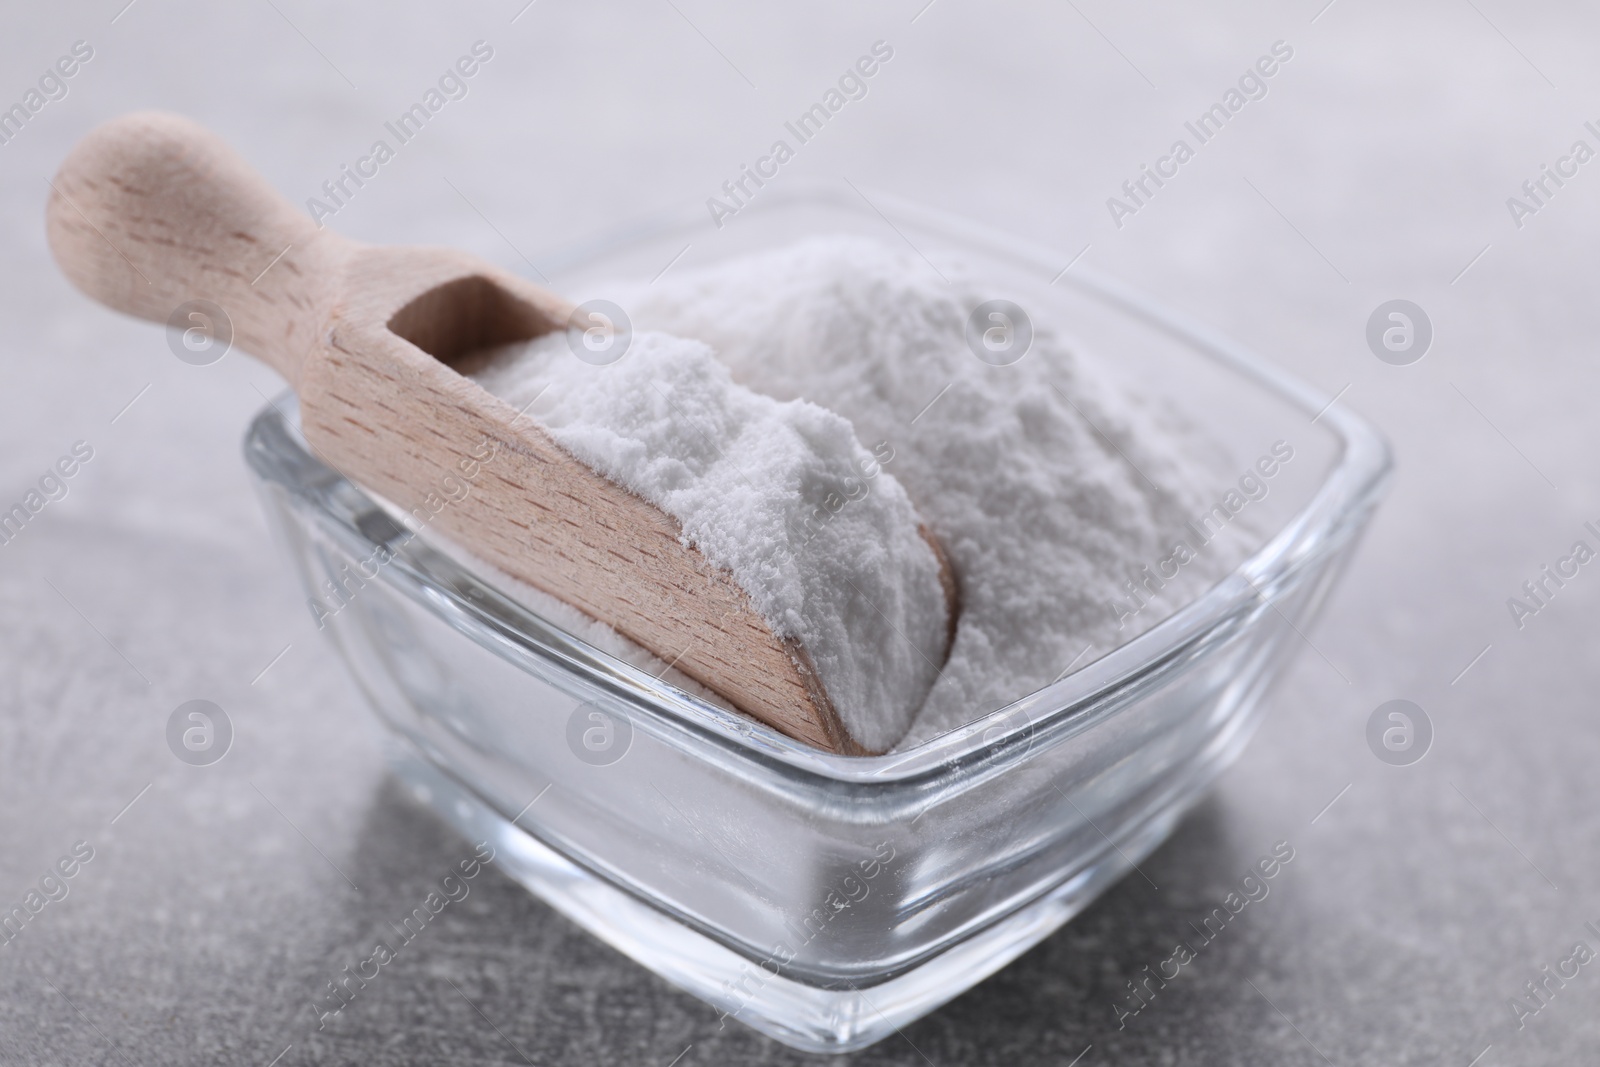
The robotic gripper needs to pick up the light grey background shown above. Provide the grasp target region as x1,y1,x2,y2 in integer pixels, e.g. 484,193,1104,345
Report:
3,1,1598,1063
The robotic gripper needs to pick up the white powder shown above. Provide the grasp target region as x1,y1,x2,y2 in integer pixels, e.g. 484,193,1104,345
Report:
475,236,1249,752
619,238,1251,748
472,330,950,753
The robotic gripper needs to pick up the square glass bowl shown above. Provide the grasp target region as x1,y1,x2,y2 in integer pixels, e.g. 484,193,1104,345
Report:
243,186,1391,1054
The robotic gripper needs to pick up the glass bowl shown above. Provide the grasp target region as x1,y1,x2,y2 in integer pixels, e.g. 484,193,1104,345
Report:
243,186,1391,1054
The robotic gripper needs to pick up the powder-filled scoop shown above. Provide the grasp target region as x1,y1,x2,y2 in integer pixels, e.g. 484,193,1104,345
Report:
46,111,954,754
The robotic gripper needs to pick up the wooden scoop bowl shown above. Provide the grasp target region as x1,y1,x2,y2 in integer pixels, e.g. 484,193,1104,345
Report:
46,112,957,756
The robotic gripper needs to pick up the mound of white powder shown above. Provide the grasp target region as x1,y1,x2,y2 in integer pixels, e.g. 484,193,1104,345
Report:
473,329,950,753
620,237,1248,748
475,236,1249,752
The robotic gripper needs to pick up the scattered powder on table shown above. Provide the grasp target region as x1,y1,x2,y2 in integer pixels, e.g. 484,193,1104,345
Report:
475,236,1250,752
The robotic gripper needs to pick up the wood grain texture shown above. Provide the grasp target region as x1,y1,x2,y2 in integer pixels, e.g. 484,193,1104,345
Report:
45,111,955,755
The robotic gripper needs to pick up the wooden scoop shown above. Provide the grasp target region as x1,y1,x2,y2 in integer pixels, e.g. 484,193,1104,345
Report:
47,111,954,755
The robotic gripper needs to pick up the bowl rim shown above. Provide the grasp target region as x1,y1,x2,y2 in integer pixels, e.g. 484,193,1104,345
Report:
247,181,1393,787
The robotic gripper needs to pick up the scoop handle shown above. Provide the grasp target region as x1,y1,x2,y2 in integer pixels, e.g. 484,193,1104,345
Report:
46,111,340,386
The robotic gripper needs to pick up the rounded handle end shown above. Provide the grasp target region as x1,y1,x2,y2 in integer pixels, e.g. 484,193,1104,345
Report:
47,111,331,383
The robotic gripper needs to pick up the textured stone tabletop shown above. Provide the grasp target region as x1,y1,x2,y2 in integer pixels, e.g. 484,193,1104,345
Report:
4,1,1600,1063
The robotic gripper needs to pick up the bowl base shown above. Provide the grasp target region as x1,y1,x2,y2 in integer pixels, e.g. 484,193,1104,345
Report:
386,734,1185,1054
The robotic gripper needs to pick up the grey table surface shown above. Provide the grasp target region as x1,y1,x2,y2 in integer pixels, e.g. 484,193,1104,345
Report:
4,1,1600,1064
